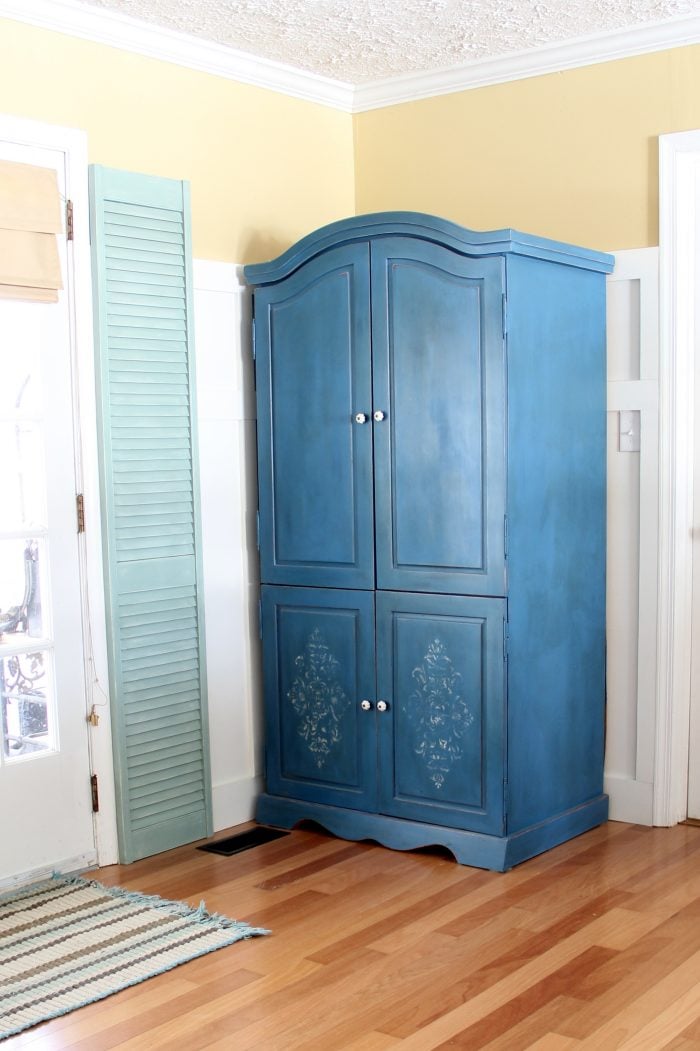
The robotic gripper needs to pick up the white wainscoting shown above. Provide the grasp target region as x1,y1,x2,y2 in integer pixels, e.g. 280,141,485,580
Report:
604,248,659,825
193,260,263,832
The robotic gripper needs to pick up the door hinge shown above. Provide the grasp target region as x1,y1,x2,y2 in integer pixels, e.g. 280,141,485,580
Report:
90,773,99,813
502,292,507,336
256,509,260,551
504,515,508,559
503,619,509,662
76,493,85,533
252,318,256,361
258,597,263,640
66,200,74,242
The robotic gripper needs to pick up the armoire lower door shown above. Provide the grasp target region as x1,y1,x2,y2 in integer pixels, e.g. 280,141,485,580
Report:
260,585,377,810
376,591,507,835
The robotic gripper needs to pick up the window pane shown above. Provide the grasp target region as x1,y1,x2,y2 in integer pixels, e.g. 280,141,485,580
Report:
0,422,47,531
0,539,45,639
2,650,55,759
0,308,42,417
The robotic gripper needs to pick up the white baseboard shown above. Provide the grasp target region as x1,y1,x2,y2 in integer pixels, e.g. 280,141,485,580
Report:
604,773,654,825
211,775,263,832
0,850,98,892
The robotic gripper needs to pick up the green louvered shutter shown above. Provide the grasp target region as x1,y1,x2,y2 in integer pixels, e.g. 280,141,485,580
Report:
89,166,212,863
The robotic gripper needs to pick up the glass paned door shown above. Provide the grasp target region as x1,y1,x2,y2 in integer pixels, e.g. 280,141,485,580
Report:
0,139,96,884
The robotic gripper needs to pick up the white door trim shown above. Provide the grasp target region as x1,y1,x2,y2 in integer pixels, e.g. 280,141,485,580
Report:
655,129,700,825
0,112,118,866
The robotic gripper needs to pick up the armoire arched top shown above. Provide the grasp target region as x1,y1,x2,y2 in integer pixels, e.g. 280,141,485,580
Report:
243,210,614,286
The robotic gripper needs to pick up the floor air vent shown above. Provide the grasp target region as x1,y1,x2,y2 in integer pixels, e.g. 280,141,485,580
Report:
197,826,290,856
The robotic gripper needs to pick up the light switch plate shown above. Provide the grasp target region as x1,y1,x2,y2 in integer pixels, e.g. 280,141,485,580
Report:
619,409,641,452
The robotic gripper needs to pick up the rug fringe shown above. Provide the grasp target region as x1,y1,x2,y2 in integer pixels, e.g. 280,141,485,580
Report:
51,873,270,937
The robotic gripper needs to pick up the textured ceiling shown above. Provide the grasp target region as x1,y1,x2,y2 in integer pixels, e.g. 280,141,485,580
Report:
74,0,700,83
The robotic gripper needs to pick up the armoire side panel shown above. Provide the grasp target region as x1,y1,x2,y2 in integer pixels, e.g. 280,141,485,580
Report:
504,255,607,833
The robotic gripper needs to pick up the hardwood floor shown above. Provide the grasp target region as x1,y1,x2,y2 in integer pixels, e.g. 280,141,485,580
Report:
8,820,700,1049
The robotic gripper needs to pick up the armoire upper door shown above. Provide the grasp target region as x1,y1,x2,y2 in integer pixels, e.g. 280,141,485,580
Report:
255,243,374,589
371,239,506,596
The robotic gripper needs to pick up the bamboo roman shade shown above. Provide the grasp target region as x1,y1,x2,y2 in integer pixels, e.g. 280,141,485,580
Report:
0,160,63,302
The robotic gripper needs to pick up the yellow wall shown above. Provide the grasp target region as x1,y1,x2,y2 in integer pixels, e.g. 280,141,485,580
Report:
353,46,700,251
0,18,354,263
2,18,699,258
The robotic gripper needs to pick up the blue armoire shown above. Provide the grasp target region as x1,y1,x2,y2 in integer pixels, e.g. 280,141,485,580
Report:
244,213,614,871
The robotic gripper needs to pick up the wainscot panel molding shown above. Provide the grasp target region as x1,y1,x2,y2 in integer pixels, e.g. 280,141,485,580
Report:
193,259,263,833
604,247,659,826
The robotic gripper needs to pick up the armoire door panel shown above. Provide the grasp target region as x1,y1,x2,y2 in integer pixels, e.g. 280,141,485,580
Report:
376,591,506,835
255,244,374,588
261,586,377,810
371,240,506,595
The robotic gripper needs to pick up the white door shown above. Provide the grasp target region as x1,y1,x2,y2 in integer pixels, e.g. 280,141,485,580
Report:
687,201,700,819
686,145,700,820
0,139,96,883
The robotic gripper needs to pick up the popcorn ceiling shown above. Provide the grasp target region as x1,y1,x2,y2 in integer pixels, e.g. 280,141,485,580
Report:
80,0,699,82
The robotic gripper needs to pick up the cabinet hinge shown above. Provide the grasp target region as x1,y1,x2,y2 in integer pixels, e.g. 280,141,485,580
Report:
503,780,509,819
503,619,509,662
504,514,508,559
502,292,507,336
90,773,99,813
66,199,74,242
256,509,260,551
252,318,256,361
258,597,263,640
76,493,85,533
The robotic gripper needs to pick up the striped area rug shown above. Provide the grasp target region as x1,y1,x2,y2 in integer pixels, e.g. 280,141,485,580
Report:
0,873,268,1040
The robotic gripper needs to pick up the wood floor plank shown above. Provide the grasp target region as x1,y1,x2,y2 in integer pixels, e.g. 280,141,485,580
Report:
568,946,700,1048
553,905,700,1039
428,946,616,1049
4,822,700,1051
478,994,584,1050
521,1037,581,1049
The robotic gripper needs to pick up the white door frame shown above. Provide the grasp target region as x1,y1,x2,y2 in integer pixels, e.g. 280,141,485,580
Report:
0,113,118,866
655,129,700,825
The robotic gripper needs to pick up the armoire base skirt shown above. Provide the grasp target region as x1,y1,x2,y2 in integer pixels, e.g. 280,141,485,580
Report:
255,793,610,872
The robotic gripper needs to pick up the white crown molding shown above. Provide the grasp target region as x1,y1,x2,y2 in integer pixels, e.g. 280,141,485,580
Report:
353,14,700,111
1,0,699,113
0,0,355,111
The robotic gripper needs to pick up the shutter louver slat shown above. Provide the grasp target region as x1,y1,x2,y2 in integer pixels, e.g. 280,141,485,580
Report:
130,761,204,789
106,200,184,222
90,165,211,862
128,740,203,770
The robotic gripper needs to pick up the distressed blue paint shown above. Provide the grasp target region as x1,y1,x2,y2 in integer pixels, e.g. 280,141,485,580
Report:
260,585,377,811
504,255,608,833
376,592,506,835
244,212,614,286
255,243,374,588
256,794,609,871
247,213,612,870
371,241,505,594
